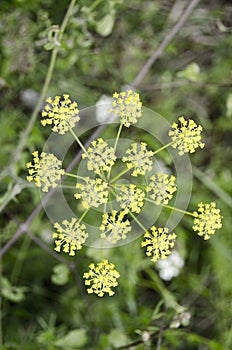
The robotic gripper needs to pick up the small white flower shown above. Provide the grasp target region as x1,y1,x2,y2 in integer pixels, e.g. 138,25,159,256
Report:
96,95,116,123
156,250,184,281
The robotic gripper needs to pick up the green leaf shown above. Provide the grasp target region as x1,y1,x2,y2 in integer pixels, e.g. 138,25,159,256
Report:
151,300,164,320
0,277,28,302
107,329,129,347
96,13,115,37
226,93,232,118
51,264,70,286
177,63,201,82
54,329,87,348
44,42,55,51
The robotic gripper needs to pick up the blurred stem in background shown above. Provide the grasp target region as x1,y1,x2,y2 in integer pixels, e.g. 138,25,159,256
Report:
0,0,77,210
12,0,78,163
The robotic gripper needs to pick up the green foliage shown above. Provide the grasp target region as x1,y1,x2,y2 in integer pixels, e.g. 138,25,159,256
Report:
0,0,232,349
51,264,70,286
0,277,28,302
54,329,87,348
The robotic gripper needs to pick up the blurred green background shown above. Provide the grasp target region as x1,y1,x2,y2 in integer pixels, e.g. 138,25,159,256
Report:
0,0,232,349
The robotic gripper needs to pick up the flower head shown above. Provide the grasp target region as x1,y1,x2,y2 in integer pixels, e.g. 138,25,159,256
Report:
141,226,176,262
74,177,108,208
26,151,64,192
100,210,131,244
168,116,204,155
111,90,142,127
83,259,120,297
52,218,88,256
82,138,116,175
146,173,177,205
192,202,222,240
41,94,79,134
122,142,154,176
116,184,145,213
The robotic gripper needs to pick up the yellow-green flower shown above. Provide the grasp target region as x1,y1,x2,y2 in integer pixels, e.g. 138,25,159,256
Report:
122,142,154,176
26,151,64,192
41,94,79,134
116,184,145,213
168,116,204,155
83,259,120,297
100,210,131,244
110,89,142,127
192,202,222,240
146,173,177,205
82,138,116,175
74,177,108,208
141,226,176,262
52,218,88,256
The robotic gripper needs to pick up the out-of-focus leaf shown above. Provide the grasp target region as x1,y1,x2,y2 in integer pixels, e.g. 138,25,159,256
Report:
51,264,70,285
54,329,87,348
165,329,223,349
226,93,232,118
96,13,115,37
107,329,129,347
177,63,201,82
44,42,55,51
1,277,28,302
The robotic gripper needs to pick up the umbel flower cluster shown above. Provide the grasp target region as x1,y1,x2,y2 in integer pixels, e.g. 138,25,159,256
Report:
27,90,222,297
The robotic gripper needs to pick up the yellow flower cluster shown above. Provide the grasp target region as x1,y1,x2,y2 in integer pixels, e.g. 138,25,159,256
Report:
168,116,204,155
41,94,80,134
74,177,108,208
26,151,64,192
82,138,116,175
111,89,142,127
141,226,177,262
100,210,131,244
192,202,222,240
25,90,223,297
146,173,177,205
116,184,145,213
52,218,88,256
83,259,120,297
122,142,154,176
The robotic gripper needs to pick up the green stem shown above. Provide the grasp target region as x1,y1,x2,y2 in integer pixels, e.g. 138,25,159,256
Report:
0,0,77,196
60,0,77,33
110,167,130,183
78,209,89,223
163,203,195,216
146,198,195,217
13,0,77,164
111,183,130,188
108,185,119,212
61,185,76,190
89,0,104,11
153,141,174,155
108,192,114,212
129,211,147,233
114,122,123,153
69,128,88,155
143,269,182,311
68,130,107,181
13,48,58,164
65,172,85,180
107,122,123,181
